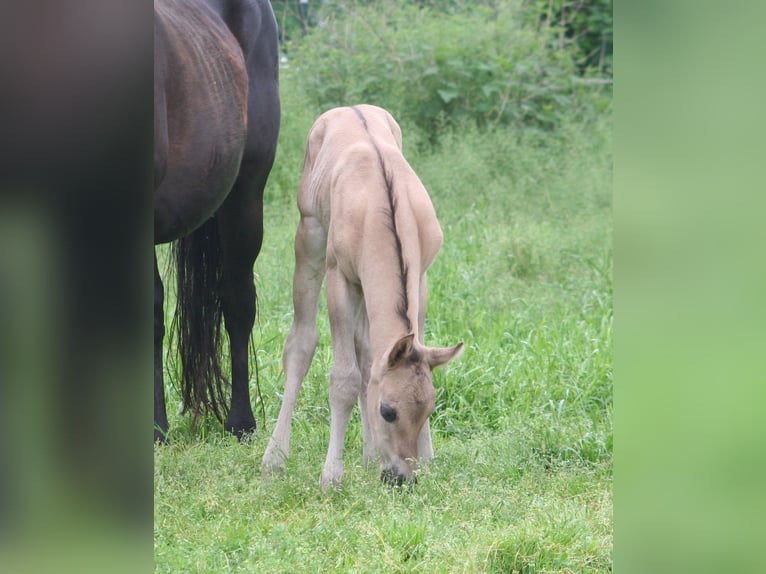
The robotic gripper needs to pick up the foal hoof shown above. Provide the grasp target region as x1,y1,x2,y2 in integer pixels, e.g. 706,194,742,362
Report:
261,442,290,480
261,459,286,480
320,475,344,492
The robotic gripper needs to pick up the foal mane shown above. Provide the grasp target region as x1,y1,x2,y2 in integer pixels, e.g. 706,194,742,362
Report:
351,106,411,333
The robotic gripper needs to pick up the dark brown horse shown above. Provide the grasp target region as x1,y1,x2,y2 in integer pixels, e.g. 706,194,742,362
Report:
154,0,280,442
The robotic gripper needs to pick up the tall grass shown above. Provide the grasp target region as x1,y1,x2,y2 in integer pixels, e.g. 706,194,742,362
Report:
155,41,612,573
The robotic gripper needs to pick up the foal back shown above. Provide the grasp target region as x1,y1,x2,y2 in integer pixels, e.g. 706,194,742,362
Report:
301,105,443,315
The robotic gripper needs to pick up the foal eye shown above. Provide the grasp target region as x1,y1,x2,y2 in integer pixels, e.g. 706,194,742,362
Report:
380,402,398,423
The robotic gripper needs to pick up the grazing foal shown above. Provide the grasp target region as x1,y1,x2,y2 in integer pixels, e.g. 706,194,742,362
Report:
261,105,463,488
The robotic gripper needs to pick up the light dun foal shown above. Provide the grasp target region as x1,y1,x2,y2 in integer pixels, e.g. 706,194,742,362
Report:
261,105,463,488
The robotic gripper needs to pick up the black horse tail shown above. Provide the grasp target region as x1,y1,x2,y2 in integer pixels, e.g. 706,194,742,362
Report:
171,215,228,425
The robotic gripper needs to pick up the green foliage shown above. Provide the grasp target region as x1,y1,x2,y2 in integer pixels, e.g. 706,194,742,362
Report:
155,437,612,572
523,0,613,75
414,115,612,468
279,0,610,143
271,0,313,44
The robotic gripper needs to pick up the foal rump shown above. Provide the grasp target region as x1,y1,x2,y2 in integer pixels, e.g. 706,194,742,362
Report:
262,105,463,488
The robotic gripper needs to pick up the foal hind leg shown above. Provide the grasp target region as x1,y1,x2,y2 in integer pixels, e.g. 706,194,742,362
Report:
262,215,326,475
154,252,169,443
217,179,263,438
321,268,363,489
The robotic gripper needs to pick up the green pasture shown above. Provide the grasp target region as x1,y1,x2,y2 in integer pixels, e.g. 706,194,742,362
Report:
154,115,612,572
155,2,612,571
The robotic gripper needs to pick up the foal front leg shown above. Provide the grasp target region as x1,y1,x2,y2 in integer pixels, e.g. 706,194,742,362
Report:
321,267,362,490
261,216,326,475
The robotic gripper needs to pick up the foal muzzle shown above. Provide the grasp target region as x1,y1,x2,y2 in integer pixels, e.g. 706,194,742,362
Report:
380,467,418,487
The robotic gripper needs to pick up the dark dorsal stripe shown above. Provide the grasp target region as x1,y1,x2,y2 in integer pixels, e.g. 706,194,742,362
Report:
351,106,411,332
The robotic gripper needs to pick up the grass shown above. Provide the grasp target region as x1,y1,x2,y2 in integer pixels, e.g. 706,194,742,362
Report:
155,70,612,571
155,434,611,573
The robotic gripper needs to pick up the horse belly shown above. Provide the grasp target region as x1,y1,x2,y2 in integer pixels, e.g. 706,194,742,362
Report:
154,132,245,243
154,0,248,243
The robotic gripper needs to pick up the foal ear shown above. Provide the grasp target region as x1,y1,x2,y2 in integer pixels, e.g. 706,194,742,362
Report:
426,342,465,369
387,333,417,368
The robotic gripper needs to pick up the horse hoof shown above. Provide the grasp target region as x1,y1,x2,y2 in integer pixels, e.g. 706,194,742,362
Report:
226,420,256,442
154,429,169,445
231,428,256,442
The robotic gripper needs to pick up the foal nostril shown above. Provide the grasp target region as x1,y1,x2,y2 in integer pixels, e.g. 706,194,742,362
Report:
380,468,404,486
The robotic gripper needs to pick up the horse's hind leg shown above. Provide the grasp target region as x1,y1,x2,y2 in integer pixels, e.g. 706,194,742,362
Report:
262,215,326,475
154,252,169,443
217,180,263,439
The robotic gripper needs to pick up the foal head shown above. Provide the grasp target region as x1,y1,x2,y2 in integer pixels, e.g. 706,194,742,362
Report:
367,334,464,485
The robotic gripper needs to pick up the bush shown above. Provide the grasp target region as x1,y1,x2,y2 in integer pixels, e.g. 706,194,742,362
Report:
523,0,613,75
271,0,314,44
280,0,610,143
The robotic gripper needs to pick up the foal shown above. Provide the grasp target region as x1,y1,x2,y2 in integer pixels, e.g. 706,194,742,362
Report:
261,105,463,488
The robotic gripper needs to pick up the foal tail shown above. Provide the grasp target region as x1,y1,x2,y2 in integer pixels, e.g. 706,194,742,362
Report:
171,216,228,425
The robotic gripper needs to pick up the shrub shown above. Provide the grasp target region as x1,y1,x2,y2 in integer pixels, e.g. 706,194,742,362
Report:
522,0,613,75
282,0,609,143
